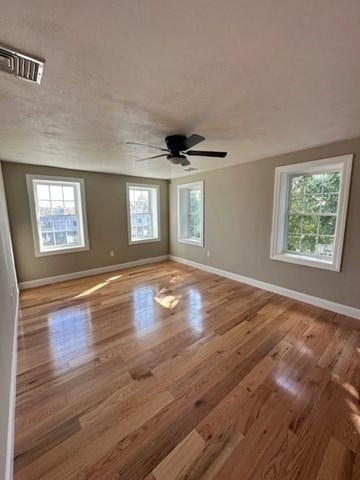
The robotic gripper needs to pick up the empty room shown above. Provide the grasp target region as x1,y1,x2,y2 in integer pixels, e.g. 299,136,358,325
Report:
1,1,360,479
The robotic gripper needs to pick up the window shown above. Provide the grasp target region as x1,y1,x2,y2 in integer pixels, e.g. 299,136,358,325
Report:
270,154,353,271
126,183,160,244
178,181,204,246
26,175,89,256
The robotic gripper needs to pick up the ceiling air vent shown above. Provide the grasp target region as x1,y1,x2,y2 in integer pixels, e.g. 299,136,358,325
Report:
0,44,44,85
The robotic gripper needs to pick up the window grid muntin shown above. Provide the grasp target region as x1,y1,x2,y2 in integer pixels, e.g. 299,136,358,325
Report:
128,185,158,242
286,171,341,258
187,188,202,240
177,181,204,246
34,180,83,252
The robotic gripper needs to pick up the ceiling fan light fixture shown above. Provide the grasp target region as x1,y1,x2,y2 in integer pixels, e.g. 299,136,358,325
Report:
168,154,186,165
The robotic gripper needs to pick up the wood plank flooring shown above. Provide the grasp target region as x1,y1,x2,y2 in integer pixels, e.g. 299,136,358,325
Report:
14,260,360,479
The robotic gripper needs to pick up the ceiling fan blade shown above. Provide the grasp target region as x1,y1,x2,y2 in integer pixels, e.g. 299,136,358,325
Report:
127,141,168,152
187,150,227,158
181,158,191,167
179,134,205,151
135,154,168,162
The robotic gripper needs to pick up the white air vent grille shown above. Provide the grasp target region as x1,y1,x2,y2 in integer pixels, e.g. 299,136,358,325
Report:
0,45,44,84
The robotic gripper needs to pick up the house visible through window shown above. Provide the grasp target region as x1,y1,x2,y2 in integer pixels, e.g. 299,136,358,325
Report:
126,183,160,244
26,175,89,256
178,181,204,246
270,155,353,271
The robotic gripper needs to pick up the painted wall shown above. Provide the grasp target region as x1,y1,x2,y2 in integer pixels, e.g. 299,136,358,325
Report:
2,162,169,283
170,137,360,309
0,162,18,480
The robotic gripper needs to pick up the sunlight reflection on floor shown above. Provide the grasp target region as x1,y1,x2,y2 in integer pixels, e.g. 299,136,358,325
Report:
48,305,92,369
154,287,182,310
133,286,156,331
74,275,122,298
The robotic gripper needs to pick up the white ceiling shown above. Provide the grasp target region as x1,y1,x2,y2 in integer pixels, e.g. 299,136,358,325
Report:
1,1,360,179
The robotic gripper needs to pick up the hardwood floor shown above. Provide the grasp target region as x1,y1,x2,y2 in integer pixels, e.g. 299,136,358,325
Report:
14,260,360,480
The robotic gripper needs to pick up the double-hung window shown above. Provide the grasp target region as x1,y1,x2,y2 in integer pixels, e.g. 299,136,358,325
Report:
270,155,353,271
177,181,204,246
26,175,89,256
126,183,160,244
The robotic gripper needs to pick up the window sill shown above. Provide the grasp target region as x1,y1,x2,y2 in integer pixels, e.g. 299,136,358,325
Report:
178,238,204,247
129,237,161,245
36,245,90,257
270,252,340,271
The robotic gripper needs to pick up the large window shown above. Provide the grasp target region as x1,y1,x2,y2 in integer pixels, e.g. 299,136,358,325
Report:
26,175,89,256
178,181,204,246
126,183,160,244
270,155,353,271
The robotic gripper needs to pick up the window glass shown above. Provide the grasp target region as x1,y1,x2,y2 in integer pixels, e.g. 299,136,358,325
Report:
270,155,353,271
177,181,204,246
127,184,160,244
26,175,89,256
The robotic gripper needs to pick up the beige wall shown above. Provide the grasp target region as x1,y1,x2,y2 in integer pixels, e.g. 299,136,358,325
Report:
2,162,169,282
0,163,18,480
170,137,360,309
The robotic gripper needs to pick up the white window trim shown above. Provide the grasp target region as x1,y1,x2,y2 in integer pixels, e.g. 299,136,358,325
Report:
177,180,204,247
270,154,353,271
126,183,161,245
26,174,90,257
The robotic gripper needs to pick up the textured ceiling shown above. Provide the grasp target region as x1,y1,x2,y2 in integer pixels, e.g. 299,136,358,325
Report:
1,1,360,179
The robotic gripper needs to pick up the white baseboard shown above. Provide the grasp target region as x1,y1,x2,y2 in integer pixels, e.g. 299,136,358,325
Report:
19,255,169,290
169,255,360,321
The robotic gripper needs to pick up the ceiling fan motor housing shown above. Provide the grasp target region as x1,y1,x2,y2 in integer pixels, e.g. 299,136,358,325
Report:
165,135,187,153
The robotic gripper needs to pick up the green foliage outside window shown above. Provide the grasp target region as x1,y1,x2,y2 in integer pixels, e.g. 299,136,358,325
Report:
188,189,202,239
286,171,340,257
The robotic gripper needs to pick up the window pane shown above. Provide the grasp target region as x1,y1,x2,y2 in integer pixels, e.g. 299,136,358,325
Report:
51,201,64,214
319,216,336,236
30,178,86,253
291,176,306,195
323,172,340,193
65,201,76,214
321,194,338,213
302,216,319,235
41,232,55,247
305,174,323,194
178,182,203,245
189,190,201,213
54,217,66,230
304,195,321,213
63,186,75,201
66,216,77,229
288,215,302,234
66,231,78,244
290,195,304,214
316,236,335,257
287,170,341,260
287,234,301,252
38,200,51,215
128,185,158,241
50,185,63,201
40,217,53,231
55,231,67,245
301,235,317,254
37,184,50,200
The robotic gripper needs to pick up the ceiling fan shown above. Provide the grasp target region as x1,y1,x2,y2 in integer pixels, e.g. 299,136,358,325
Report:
127,134,227,167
